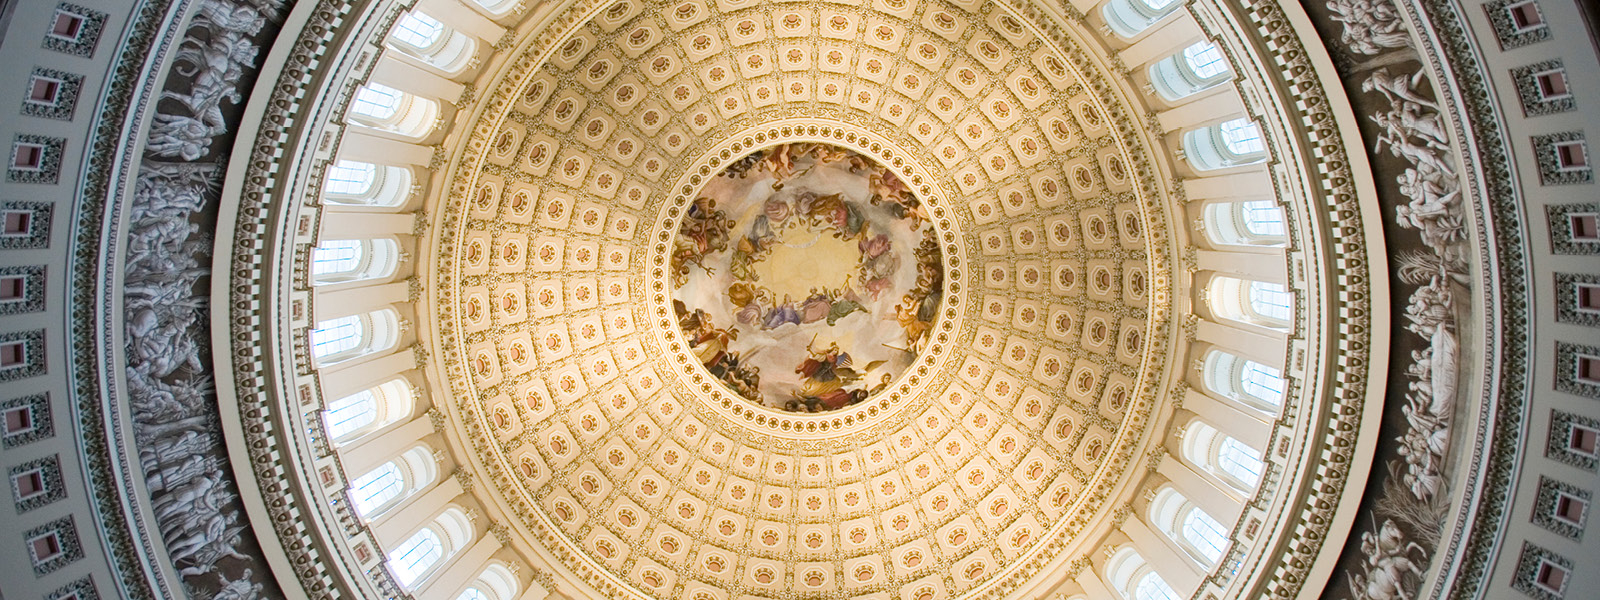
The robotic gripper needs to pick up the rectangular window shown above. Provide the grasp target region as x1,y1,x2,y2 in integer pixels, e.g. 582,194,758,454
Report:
1578,355,1600,383
1536,559,1570,593
28,533,61,562
2,210,33,235
1554,493,1588,524
11,143,44,170
26,77,61,105
0,341,25,368
1557,142,1590,170
48,11,85,41
1509,1,1545,30
1536,70,1571,99
1571,424,1600,456
3,406,35,436
1578,284,1600,313
0,275,24,301
13,469,45,499
1572,214,1600,241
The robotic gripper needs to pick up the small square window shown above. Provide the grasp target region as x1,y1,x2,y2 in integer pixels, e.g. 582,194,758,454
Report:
14,469,45,498
48,11,84,41
1536,71,1570,99
29,533,62,562
4,406,34,435
1556,142,1590,170
1536,559,1570,593
27,78,61,105
1509,1,1545,30
0,341,25,368
1554,493,1588,524
0,276,24,301
2,211,32,236
1578,355,1600,383
1578,284,1600,313
12,143,44,170
1572,214,1599,240
1572,425,1599,456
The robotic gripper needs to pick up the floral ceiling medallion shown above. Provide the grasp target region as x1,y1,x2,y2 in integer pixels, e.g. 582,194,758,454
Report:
670,143,944,412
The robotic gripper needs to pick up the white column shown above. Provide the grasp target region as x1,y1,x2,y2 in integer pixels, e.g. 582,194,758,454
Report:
1070,0,1105,14
1157,90,1245,132
1184,169,1273,201
313,284,408,321
1118,18,1202,69
341,416,433,477
1076,566,1118,598
320,211,417,238
339,132,435,166
321,352,418,400
1158,459,1245,529
516,577,551,600
418,536,503,598
371,479,463,547
372,57,464,103
1197,251,1287,283
1184,388,1273,452
1196,321,1285,369
420,0,507,42
1123,517,1205,591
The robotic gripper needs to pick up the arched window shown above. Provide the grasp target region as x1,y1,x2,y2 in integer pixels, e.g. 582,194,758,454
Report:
1219,118,1265,155
312,240,364,276
323,160,414,207
459,564,520,600
1247,281,1292,324
1238,201,1285,237
348,82,440,139
350,462,405,516
386,507,475,588
391,12,445,51
1203,200,1287,246
1184,42,1228,79
1150,41,1233,101
352,83,405,121
310,239,400,284
1149,486,1231,566
323,379,414,444
1103,0,1184,38
389,528,445,587
349,445,437,518
1203,349,1287,408
1181,507,1229,563
324,390,378,440
1217,437,1264,486
1206,276,1291,329
386,11,478,74
1181,420,1265,491
1134,572,1181,600
1105,547,1186,600
325,160,377,196
1183,118,1268,171
309,309,401,365
310,315,363,359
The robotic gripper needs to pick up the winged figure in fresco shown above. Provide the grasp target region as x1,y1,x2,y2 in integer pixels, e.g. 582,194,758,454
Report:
790,340,884,411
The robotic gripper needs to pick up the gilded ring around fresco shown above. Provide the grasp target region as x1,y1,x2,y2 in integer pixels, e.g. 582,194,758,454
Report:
670,143,943,413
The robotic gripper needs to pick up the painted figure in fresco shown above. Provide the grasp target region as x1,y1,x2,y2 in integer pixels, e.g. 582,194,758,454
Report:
826,285,865,326
790,340,882,411
671,197,735,284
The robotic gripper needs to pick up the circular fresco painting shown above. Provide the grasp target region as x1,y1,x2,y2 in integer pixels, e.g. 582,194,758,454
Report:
671,143,943,413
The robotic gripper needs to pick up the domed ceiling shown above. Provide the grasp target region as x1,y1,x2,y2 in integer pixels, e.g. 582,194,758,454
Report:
426,0,1177,597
